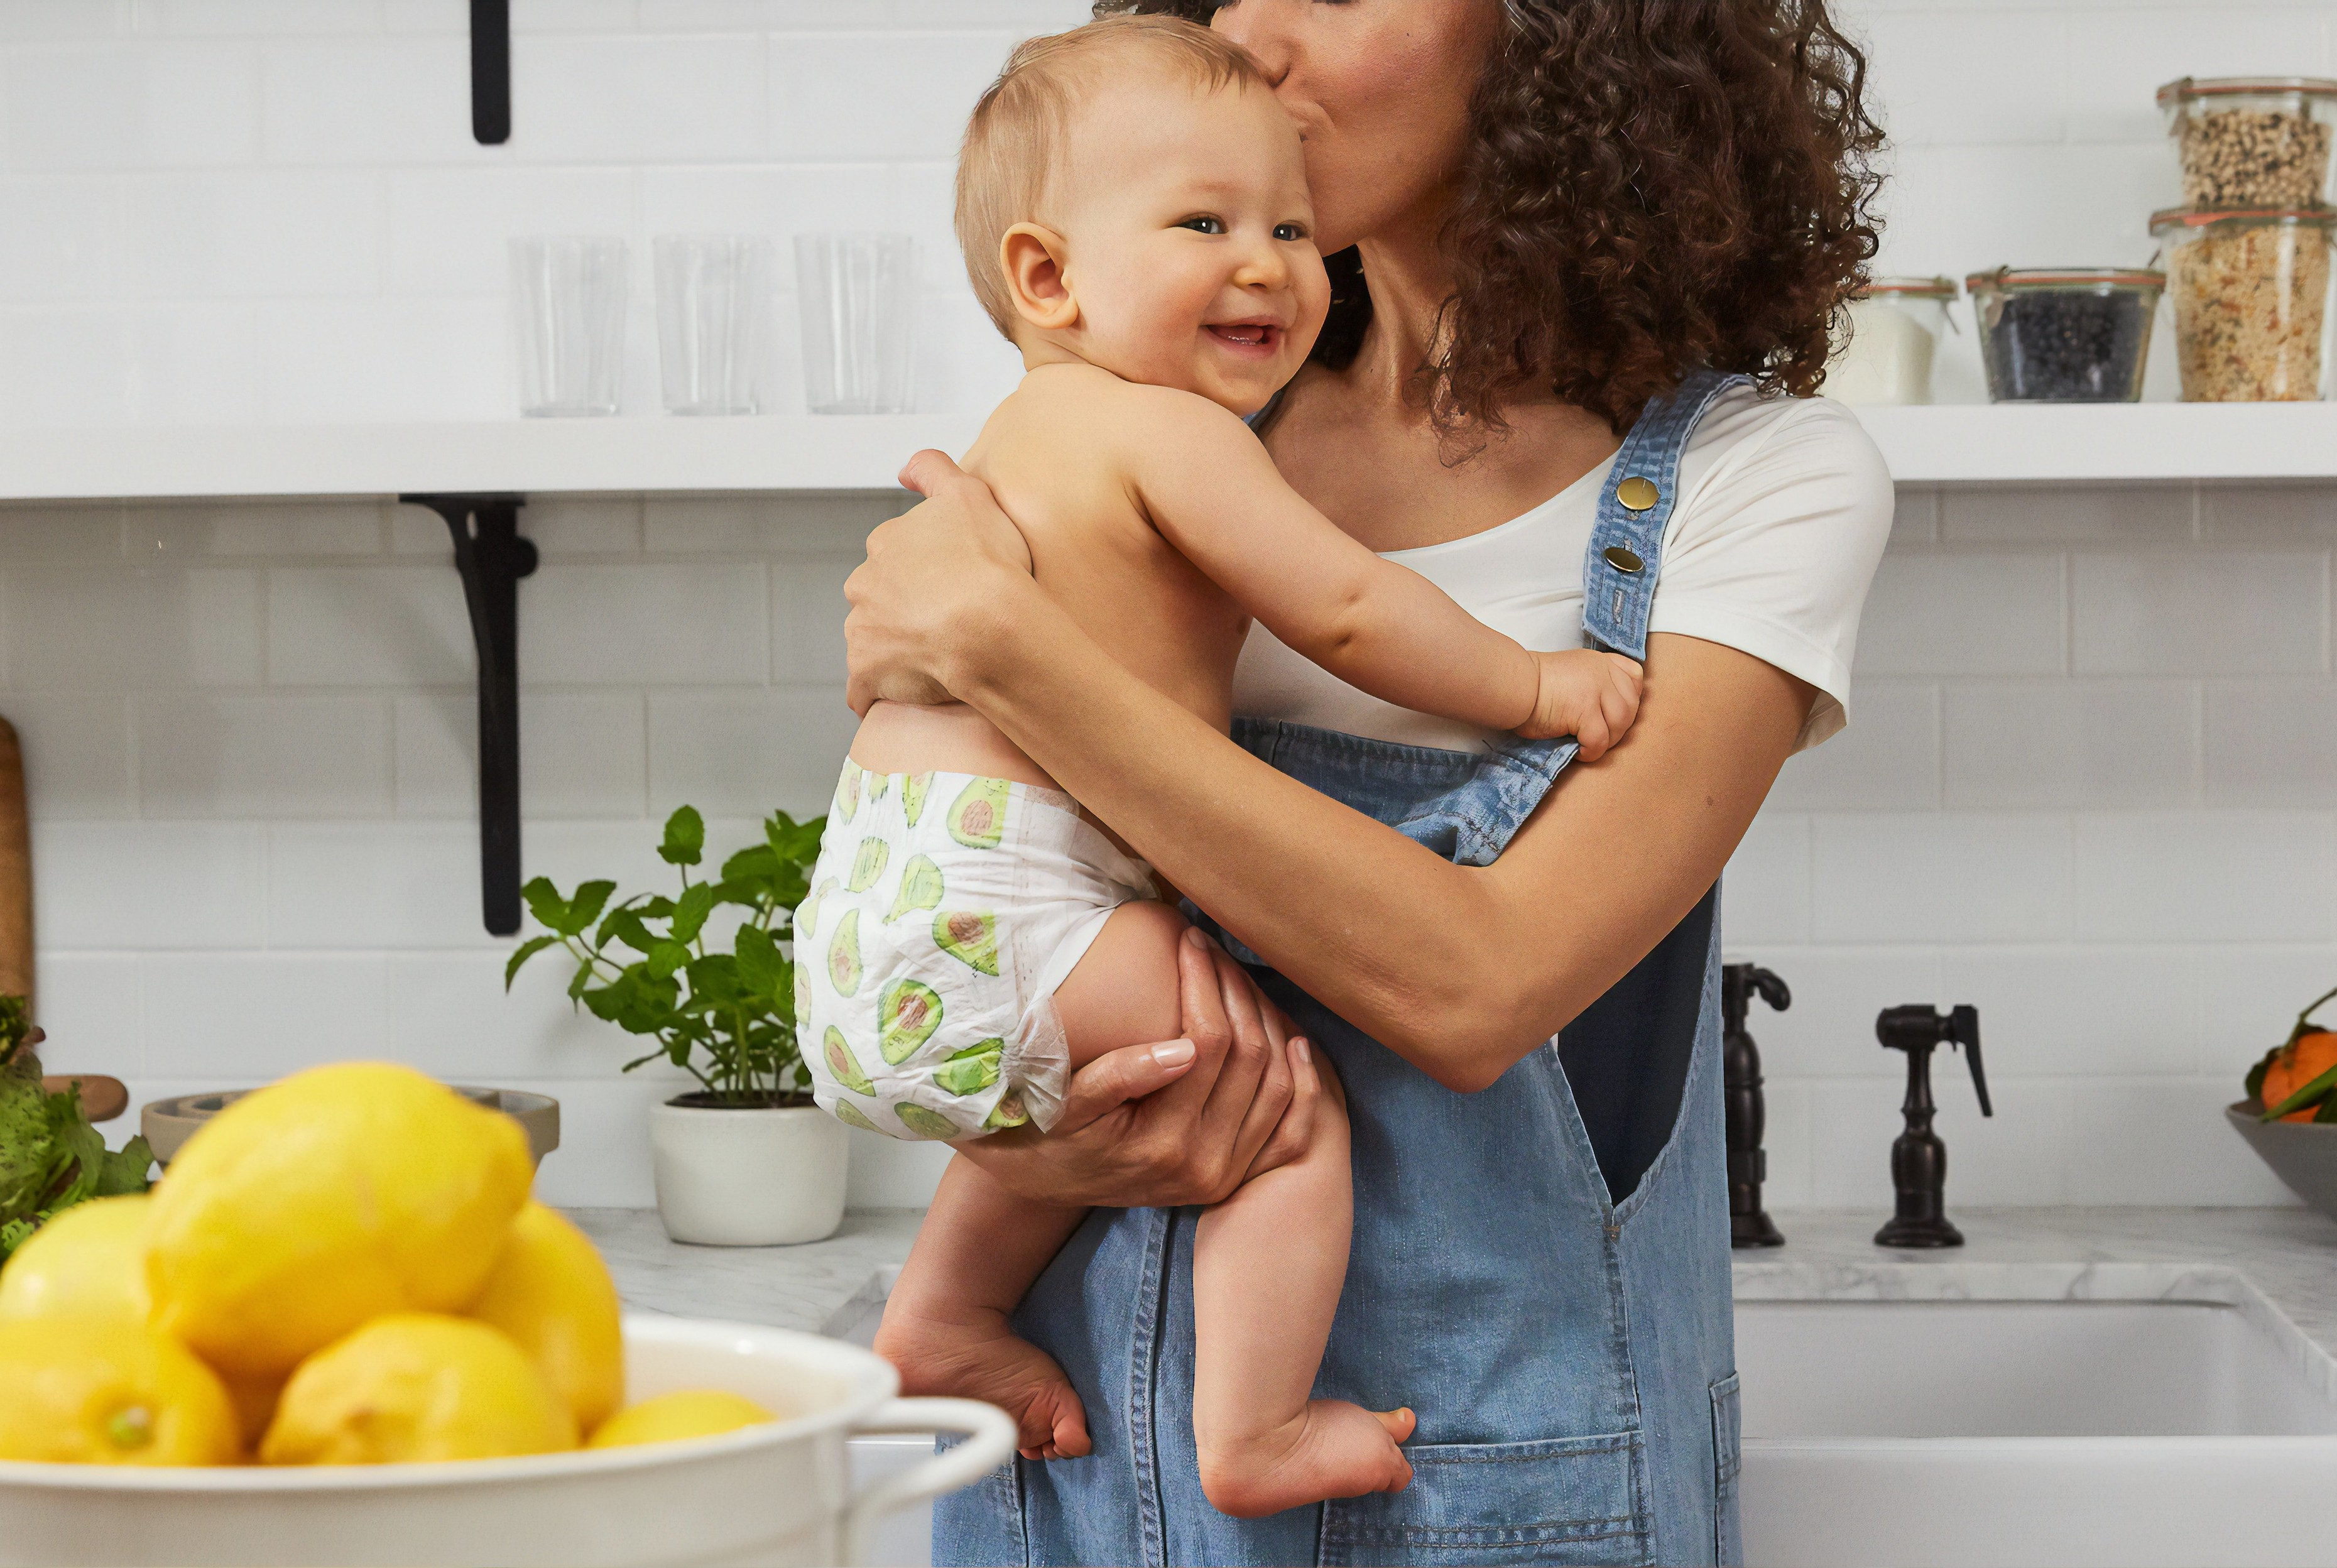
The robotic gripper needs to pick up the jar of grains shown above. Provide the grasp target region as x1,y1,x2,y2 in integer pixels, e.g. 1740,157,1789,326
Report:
1828,277,1957,405
2157,77,2337,208
1965,269,2164,403
2150,207,2335,401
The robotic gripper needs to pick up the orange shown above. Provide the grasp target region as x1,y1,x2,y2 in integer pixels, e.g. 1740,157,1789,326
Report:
2262,1030,2337,1122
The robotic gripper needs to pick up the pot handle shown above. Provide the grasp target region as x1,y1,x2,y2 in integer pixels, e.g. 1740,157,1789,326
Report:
841,1396,1018,1567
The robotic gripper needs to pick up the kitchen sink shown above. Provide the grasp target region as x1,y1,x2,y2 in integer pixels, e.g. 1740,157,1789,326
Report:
1736,1293,2337,1567
837,1275,2337,1568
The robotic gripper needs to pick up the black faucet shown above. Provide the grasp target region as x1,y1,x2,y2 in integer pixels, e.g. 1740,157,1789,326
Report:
1873,1004,1992,1248
1721,964,1790,1248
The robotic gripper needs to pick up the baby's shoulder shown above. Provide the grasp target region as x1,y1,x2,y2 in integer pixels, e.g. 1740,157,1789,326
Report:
981,369,1247,482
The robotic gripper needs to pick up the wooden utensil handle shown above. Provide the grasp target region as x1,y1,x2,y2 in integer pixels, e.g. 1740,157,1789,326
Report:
41,1074,127,1123
0,717,33,1011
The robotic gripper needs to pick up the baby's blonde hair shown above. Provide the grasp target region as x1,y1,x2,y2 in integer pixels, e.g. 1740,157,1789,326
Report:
956,14,1269,340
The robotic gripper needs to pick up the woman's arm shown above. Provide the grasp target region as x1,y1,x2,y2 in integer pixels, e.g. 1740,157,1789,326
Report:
850,454,1811,1093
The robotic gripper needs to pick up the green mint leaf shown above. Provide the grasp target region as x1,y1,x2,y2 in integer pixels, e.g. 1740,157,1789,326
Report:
601,907,658,957
504,934,560,991
659,805,706,867
521,877,575,935
734,925,785,991
646,940,691,981
670,881,717,944
567,879,618,930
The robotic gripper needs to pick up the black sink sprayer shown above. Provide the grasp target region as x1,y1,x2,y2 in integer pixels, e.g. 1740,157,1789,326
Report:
1721,963,1790,1248
1873,1004,1993,1248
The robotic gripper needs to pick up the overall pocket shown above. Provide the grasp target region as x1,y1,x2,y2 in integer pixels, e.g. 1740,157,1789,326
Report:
1709,1373,1743,1567
1319,1431,1652,1567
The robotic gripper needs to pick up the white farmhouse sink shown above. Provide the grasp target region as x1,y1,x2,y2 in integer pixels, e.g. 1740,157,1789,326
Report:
837,1270,2337,1568
1737,1289,2337,1568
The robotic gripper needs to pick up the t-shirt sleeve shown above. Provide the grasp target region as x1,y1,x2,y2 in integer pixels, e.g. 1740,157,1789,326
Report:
1646,395,1894,750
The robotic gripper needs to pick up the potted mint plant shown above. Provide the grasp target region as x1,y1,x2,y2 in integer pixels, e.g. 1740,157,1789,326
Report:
509,805,840,1245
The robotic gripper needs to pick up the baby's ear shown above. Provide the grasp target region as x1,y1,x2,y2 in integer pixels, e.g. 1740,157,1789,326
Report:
1000,223,1079,333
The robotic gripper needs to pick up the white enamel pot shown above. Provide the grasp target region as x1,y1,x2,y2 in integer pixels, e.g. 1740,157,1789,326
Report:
651,1101,849,1246
0,1315,1015,1568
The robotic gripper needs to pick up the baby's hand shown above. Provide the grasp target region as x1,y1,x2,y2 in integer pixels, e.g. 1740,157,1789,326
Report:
1517,650,1644,759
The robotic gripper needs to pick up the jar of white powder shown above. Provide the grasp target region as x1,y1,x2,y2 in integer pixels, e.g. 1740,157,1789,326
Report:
1828,277,1957,405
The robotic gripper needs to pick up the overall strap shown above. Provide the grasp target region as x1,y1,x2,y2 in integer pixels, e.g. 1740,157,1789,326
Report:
1581,367,1750,659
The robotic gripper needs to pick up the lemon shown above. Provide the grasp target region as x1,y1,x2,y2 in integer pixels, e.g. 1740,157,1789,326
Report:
146,1064,533,1380
0,1194,151,1323
467,1201,624,1434
262,1313,577,1465
588,1390,776,1449
0,1317,239,1465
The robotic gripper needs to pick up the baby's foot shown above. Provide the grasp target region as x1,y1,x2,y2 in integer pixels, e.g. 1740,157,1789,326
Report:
874,1307,1091,1461
1197,1402,1415,1520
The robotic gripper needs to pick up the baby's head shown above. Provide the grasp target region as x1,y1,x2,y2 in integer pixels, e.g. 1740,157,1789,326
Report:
956,16,1328,416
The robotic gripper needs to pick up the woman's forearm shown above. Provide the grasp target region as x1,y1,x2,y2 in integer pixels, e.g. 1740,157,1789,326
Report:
952,579,1807,1089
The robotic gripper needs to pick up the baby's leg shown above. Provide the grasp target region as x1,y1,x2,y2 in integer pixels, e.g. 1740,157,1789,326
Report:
874,900,1188,1461
877,1158,1091,1459
1192,1070,1415,1518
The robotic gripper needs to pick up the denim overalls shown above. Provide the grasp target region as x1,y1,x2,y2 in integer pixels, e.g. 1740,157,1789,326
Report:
936,369,1751,1567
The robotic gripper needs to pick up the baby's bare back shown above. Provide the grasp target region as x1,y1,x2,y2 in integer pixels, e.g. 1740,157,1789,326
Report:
848,369,1250,788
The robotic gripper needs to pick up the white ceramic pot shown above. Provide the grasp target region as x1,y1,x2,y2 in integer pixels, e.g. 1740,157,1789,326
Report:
0,1315,1015,1568
650,1100,849,1246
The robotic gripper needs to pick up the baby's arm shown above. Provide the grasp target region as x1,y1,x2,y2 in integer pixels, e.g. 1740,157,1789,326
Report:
1127,389,1642,752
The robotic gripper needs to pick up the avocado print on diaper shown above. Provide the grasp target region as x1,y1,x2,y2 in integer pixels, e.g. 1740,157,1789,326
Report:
832,1099,882,1134
867,773,889,803
879,977,944,1064
797,875,837,940
947,778,1010,849
886,854,945,923
934,1038,1004,1096
902,771,934,827
824,1026,876,1095
837,760,864,820
934,910,1000,976
792,964,810,1028
896,1104,959,1141
986,1091,1029,1130
846,836,890,893
827,908,864,996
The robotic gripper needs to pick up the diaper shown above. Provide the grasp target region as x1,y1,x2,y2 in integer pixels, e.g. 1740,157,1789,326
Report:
798,760,1155,1141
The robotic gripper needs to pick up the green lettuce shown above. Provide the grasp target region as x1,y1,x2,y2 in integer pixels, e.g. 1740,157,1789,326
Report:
0,996,153,1262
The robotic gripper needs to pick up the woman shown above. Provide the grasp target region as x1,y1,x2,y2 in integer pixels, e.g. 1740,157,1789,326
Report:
847,1,1891,1562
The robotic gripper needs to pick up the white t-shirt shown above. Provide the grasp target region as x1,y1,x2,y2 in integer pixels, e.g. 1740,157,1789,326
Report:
1232,385,1894,754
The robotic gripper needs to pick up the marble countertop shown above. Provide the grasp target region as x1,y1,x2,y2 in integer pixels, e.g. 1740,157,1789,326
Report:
573,1205,2337,1387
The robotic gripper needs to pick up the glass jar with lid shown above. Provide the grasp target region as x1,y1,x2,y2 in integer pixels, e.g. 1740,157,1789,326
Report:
2157,77,2337,209
1829,276,1956,405
1965,269,2164,403
2150,207,2335,402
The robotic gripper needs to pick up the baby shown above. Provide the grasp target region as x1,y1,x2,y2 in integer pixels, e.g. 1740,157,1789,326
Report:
800,16,1643,1518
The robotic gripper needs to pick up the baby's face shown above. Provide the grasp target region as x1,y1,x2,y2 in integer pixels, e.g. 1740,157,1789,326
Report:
1047,77,1329,415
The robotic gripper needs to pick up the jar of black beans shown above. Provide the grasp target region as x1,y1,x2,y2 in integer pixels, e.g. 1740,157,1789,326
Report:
1965,269,2165,403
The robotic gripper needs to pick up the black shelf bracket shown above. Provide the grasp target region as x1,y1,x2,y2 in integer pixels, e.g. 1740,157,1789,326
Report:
471,0,510,145
400,494,537,935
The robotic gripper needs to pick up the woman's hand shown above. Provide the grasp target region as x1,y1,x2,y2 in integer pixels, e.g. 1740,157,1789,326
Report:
952,928,1322,1208
843,451,1037,716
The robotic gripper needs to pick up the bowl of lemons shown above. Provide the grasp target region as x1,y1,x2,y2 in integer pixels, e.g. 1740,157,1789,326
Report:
0,1063,1013,1568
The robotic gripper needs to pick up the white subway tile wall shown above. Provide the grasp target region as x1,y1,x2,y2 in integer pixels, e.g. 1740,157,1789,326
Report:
4,0,2334,1211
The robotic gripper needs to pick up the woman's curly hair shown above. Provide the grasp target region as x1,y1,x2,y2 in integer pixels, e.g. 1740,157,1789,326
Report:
1097,0,1885,437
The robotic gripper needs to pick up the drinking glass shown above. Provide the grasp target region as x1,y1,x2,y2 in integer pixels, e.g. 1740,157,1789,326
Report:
655,234,774,416
509,236,628,417
794,232,917,415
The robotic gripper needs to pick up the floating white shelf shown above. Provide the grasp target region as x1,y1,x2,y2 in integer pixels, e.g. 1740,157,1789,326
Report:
1,403,2334,501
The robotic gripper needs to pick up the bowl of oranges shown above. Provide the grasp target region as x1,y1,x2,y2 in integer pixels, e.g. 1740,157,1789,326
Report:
0,1063,1012,1568
2228,985,2337,1225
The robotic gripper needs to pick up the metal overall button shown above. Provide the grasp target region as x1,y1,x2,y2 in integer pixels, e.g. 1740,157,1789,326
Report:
1601,545,1645,574
1615,475,1660,512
